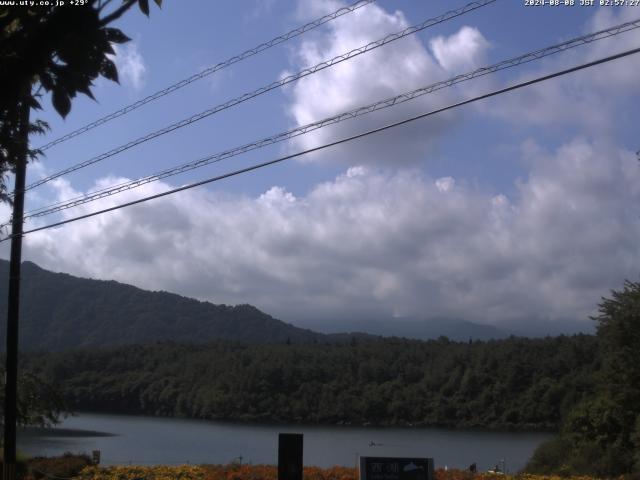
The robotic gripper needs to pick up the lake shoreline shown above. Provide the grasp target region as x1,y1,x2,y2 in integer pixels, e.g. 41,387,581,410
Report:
18,426,118,438
62,409,558,434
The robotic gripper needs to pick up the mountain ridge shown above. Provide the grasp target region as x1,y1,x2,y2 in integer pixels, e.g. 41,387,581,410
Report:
0,259,538,350
0,260,322,351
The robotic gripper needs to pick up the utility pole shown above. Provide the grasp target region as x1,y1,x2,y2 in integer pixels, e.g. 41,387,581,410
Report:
3,89,30,480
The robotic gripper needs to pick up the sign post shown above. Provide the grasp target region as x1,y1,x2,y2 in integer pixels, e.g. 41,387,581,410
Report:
278,433,303,480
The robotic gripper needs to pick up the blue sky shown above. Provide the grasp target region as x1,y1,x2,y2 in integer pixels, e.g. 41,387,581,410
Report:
4,0,640,332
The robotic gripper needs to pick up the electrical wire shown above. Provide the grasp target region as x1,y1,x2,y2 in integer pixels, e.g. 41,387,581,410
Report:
17,17,640,222
3,46,638,242
20,0,497,194
36,0,377,152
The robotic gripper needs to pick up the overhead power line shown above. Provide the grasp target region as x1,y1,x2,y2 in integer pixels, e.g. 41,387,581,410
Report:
21,0,497,194
4,46,638,243
18,17,640,222
36,0,377,152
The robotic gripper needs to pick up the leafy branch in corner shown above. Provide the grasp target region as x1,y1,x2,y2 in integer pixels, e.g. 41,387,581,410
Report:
0,0,161,203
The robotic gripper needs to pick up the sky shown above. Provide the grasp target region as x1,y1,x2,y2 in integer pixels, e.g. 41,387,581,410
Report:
2,0,640,334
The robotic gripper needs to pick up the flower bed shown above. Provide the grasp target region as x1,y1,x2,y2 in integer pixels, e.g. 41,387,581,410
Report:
69,466,605,480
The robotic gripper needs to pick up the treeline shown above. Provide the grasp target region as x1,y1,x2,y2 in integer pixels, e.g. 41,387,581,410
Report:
22,335,598,430
525,280,640,476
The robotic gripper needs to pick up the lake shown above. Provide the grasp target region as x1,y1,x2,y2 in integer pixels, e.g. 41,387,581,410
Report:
17,412,551,472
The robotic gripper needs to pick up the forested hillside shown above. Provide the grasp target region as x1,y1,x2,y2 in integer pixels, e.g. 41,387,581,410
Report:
23,335,598,430
0,261,321,350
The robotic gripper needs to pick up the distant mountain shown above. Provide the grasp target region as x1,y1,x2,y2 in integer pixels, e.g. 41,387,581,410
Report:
0,260,323,351
297,315,593,340
298,317,511,341
498,317,595,337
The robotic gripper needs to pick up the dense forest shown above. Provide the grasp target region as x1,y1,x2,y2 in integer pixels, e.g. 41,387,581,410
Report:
22,334,598,430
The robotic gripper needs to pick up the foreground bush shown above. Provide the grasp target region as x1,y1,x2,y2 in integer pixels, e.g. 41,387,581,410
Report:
26,453,93,480
75,464,356,480
70,466,611,480
436,472,599,480
204,464,356,480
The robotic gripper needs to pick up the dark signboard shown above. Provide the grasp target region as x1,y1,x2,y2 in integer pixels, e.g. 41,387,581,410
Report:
278,433,303,480
360,457,434,480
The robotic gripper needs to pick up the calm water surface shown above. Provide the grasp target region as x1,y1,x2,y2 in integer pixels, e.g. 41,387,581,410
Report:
18,413,551,472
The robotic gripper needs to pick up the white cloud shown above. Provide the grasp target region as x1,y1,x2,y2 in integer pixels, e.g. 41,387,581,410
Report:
283,1,490,166
18,138,640,327
582,7,640,91
294,0,341,21
486,8,640,133
430,26,490,73
435,176,455,193
110,42,147,90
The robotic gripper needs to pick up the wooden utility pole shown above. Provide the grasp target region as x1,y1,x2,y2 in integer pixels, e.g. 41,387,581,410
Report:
3,90,30,480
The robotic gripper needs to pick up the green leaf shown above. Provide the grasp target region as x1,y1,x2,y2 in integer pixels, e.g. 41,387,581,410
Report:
77,83,96,101
138,0,149,16
103,41,115,55
39,72,54,91
28,96,42,110
33,119,50,133
153,0,162,6
52,89,71,118
104,27,130,44
100,58,119,83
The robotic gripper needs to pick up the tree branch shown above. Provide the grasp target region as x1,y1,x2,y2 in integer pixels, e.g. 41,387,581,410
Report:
98,0,116,12
98,0,136,26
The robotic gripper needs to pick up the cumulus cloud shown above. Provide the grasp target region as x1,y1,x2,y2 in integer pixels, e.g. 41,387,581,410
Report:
430,26,490,73
18,138,640,326
485,7,640,133
110,42,147,90
283,1,490,166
